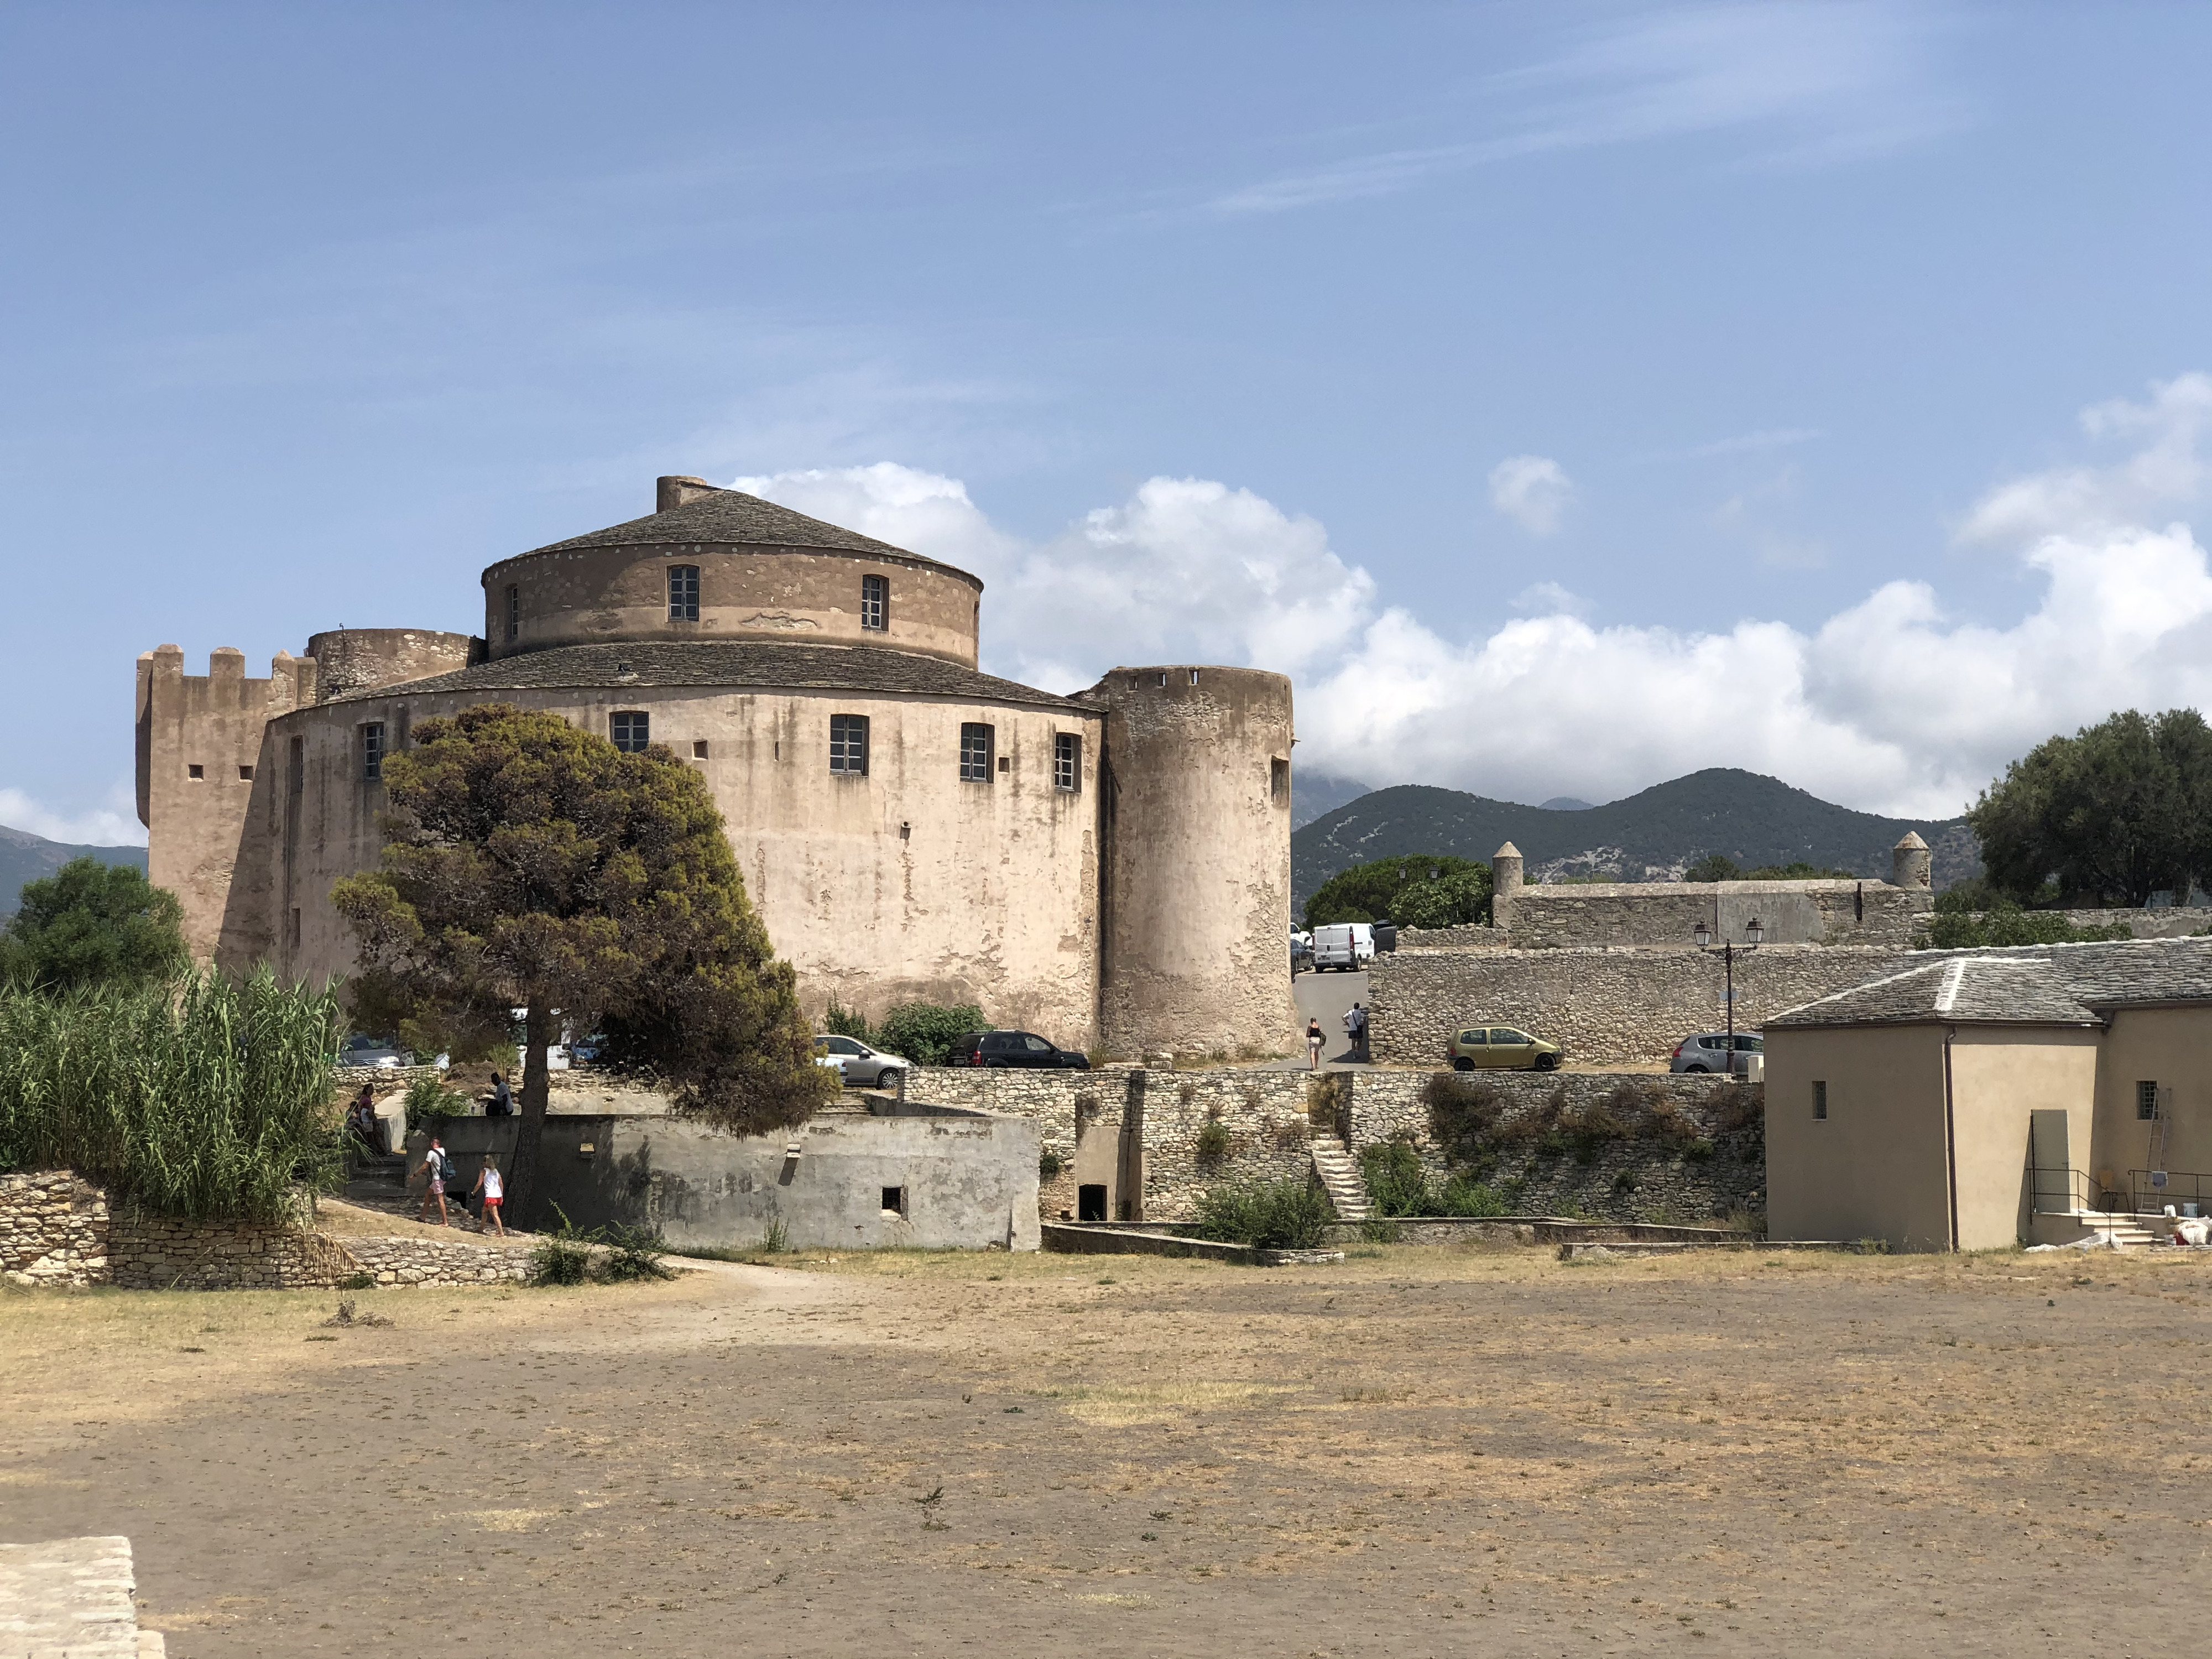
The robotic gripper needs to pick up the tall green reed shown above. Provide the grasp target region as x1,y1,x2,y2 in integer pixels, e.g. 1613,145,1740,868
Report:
0,966,343,1222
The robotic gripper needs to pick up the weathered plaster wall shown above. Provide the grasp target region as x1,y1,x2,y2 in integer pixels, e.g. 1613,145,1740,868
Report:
239,684,1107,1047
1092,666,1299,1060
1369,943,1914,1066
1764,1025,1950,1250
431,1111,1040,1250
479,541,983,667
2093,1005,2212,1195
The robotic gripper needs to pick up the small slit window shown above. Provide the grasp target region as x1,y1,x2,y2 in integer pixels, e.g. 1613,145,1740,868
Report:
861,574,888,632
1812,1081,1828,1121
960,722,994,782
2138,1080,2161,1121
362,722,385,780
505,583,519,644
288,907,301,950
238,764,254,781
186,764,204,780
691,739,709,759
611,712,650,753
831,713,869,775
1053,732,1081,793
1270,757,1288,804
668,565,700,622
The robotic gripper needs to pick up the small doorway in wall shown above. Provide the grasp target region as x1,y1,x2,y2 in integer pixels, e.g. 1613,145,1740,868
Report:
1077,1184,1108,1222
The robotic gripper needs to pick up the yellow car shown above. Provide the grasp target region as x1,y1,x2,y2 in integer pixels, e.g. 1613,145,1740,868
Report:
1446,1025,1563,1072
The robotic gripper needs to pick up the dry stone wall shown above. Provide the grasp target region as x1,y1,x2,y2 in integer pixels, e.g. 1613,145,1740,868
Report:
1500,880,1927,950
1346,1069,1766,1225
0,1170,530,1289
1369,943,1912,1066
903,1066,1323,1222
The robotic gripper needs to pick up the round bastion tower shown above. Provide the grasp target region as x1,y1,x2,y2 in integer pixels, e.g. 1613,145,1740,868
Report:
1089,665,1300,1059
1891,831,1933,892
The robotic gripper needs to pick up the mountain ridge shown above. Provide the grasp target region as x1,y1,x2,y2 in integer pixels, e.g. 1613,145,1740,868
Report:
1291,769,1978,912
1,824,149,916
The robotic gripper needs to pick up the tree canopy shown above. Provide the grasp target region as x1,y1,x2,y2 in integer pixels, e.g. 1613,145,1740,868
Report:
1,857,188,993
1967,708,2212,907
1304,854,1492,929
332,703,834,1219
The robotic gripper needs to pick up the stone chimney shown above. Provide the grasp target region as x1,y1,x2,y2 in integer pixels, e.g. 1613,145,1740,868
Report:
656,474,723,513
1490,842,1525,935
1892,831,1932,891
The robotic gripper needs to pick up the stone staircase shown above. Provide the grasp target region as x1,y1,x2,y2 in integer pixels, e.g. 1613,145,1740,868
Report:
2053,1211,2165,1249
342,1151,413,1215
1309,1135,1373,1221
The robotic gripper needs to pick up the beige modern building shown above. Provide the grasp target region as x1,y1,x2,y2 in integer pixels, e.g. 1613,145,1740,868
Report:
1764,938,2212,1250
135,476,1297,1058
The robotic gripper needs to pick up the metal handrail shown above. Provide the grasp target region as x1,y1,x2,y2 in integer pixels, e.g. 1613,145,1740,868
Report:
2129,1167,2212,1218
2030,1165,2120,1245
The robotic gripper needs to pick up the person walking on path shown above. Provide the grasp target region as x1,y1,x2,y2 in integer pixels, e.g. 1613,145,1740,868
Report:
414,1135,454,1227
471,1154,507,1237
1344,1002,1370,1063
1306,1018,1325,1071
485,1071,513,1116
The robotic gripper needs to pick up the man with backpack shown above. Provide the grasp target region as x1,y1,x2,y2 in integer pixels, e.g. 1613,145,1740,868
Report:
1343,1002,1370,1063
414,1135,456,1228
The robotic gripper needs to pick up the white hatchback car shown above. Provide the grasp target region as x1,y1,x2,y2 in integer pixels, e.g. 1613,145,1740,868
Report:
813,1035,912,1088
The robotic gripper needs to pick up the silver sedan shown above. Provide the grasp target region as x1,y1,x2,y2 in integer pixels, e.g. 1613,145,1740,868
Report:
813,1035,911,1088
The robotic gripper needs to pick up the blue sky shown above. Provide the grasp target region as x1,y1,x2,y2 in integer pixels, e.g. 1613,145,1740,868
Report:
4,2,2211,842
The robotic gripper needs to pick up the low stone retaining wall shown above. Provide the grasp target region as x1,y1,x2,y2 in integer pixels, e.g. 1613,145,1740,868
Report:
0,1171,531,1290
1040,1222,1342,1266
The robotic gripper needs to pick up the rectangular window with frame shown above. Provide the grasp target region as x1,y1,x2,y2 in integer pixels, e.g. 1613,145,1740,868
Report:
2138,1079,2161,1120
830,713,869,775
860,573,888,632
668,564,700,622
362,722,385,780
1053,732,1081,793
611,712,650,753
1812,1081,1828,1121
505,584,520,643
959,722,994,782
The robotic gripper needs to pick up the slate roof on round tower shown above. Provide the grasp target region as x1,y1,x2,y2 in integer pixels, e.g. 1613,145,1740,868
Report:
327,639,1089,712
508,486,979,583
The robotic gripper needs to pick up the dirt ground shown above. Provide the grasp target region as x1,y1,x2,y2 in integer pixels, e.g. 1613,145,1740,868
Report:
6,1234,2212,1658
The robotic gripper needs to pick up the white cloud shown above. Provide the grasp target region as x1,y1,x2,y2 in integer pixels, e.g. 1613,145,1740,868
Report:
0,783,146,848
737,372,2212,820
1489,455,1574,535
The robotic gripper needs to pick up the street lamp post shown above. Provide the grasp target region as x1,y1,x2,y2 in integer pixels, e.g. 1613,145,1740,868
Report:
1694,915,1764,1072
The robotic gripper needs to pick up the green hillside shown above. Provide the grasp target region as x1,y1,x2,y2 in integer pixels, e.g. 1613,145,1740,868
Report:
1291,769,1976,913
1,824,149,916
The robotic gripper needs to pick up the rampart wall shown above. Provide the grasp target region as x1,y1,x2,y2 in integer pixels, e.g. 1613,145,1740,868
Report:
1368,943,1914,1066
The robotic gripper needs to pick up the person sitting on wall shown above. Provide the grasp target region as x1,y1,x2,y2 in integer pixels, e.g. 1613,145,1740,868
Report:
346,1087,380,1151
483,1071,513,1116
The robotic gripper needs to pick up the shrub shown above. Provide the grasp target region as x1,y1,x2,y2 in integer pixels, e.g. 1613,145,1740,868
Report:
823,1000,873,1041
1612,1170,1640,1195
1920,903,2133,950
872,1002,987,1067
1644,1093,1705,1149
1558,1095,1630,1164
1039,1146,1066,1182
1193,1117,1233,1167
1436,1172,1509,1216
0,967,342,1223
598,1221,676,1282
403,1073,471,1133
528,1208,594,1286
1190,1179,1334,1249
1360,1139,1433,1217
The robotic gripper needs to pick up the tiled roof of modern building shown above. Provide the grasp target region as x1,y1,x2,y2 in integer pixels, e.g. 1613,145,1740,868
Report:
1768,936,2212,1029
328,640,1089,712
509,487,975,578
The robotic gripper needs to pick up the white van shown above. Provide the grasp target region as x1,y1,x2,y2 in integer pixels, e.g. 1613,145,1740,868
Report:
1310,922,1374,972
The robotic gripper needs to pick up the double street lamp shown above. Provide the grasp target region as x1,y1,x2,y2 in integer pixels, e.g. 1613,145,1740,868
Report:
1693,916,1764,1068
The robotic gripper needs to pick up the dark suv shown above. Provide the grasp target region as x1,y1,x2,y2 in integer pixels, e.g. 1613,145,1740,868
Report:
953,1031,1091,1070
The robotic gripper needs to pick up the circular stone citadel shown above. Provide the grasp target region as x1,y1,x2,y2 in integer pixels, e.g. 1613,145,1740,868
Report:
135,476,1298,1059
